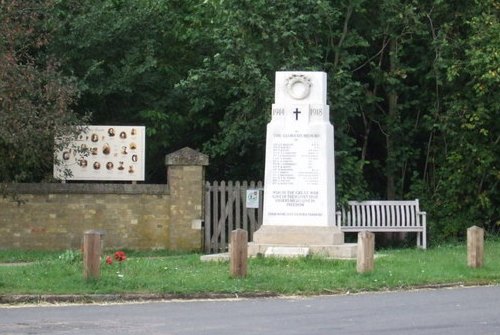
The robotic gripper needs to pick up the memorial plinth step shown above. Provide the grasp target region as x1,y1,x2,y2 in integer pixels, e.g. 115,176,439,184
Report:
248,242,357,259
248,225,356,259
264,247,310,258
252,225,345,245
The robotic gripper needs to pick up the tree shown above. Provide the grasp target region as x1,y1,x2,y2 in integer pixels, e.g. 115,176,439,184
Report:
0,0,84,183
49,0,212,181
417,0,500,238
28,0,498,241
178,0,370,197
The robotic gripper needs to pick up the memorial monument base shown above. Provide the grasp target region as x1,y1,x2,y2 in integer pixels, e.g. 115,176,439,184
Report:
248,225,357,259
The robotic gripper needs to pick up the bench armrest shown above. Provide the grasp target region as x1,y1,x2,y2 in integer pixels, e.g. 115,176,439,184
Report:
336,211,342,227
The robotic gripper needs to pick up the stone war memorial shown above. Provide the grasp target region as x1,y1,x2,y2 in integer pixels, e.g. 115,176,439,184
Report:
248,71,356,258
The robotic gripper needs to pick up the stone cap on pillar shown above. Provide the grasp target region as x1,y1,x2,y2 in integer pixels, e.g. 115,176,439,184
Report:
84,229,106,236
165,147,209,166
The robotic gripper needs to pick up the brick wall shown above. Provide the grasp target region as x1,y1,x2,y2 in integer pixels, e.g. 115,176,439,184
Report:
0,148,208,251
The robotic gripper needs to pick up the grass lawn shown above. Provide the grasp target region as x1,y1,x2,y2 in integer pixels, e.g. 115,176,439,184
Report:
0,240,499,296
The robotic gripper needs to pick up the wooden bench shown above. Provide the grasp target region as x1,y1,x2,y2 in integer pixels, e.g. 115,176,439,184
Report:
337,200,427,249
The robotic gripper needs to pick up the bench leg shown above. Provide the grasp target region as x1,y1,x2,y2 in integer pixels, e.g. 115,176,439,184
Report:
421,213,427,249
417,231,427,249
423,228,427,249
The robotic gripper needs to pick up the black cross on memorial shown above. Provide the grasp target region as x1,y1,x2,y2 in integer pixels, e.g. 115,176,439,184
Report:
293,108,301,120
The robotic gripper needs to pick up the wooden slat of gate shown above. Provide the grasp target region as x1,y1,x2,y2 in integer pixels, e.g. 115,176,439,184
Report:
212,181,219,252
241,181,248,232
209,181,221,253
233,181,241,229
220,181,227,252
227,181,234,238
256,181,264,235
247,181,256,236
204,181,212,253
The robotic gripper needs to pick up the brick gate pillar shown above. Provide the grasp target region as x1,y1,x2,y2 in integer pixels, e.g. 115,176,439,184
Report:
165,147,209,251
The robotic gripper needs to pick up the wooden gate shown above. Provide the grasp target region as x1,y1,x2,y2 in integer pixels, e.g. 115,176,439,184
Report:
204,181,263,253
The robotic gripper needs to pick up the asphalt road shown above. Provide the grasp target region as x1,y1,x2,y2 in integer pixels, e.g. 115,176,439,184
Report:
1,286,499,335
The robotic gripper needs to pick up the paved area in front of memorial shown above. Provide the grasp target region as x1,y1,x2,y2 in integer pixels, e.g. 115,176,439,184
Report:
1,286,499,334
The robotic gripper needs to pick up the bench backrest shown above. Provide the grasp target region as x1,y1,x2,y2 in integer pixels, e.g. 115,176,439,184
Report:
340,200,423,228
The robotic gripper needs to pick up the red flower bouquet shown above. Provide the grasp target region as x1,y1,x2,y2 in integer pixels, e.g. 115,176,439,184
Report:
114,251,127,262
105,251,127,278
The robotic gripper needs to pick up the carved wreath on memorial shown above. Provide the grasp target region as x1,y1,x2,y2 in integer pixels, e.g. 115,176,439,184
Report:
285,74,312,100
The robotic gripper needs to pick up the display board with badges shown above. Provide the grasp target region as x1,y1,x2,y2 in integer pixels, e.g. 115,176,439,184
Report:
54,126,145,181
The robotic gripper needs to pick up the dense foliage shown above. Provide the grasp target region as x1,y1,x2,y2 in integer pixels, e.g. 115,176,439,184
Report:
1,0,498,240
0,0,85,183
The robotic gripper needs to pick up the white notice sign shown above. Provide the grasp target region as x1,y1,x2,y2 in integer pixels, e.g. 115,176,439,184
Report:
262,72,336,227
246,189,260,209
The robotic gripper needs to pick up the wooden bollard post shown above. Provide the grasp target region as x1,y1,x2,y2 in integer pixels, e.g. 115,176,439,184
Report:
230,229,248,278
83,230,103,280
357,231,375,273
467,226,484,268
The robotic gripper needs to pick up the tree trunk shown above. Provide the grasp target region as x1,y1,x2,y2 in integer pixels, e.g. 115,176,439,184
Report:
385,38,402,243
385,38,398,200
